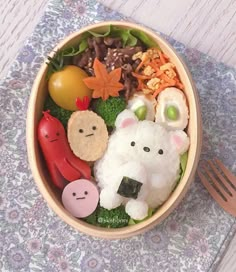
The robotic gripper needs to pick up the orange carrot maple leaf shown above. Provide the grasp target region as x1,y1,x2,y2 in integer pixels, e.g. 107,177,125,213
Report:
83,58,124,100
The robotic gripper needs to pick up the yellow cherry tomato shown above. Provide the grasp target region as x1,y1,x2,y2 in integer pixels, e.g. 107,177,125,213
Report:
48,65,92,111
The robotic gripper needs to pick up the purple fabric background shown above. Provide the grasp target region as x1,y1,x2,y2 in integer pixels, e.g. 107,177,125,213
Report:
0,0,235,271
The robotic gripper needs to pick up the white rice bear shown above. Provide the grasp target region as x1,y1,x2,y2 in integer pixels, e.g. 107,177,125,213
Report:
94,109,189,220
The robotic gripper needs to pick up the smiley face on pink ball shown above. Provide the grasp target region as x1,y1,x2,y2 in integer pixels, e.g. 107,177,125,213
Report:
62,179,99,218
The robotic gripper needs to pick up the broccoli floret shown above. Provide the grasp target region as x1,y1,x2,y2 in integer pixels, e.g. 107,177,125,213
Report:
83,209,98,226
92,96,126,128
97,206,130,228
44,96,73,129
83,205,130,228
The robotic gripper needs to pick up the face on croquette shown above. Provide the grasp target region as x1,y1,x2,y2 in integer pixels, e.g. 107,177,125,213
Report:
67,110,108,161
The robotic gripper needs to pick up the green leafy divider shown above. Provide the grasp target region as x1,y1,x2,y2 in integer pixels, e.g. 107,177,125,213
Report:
108,26,137,46
130,29,160,48
180,152,188,179
172,151,188,191
128,208,155,225
88,25,137,46
46,32,90,78
87,25,112,37
87,25,158,47
62,39,88,56
61,25,112,58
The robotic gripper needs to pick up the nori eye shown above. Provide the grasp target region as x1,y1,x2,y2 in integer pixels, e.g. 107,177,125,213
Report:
143,146,150,152
79,129,83,133
130,141,135,146
84,191,88,195
45,134,49,138
92,126,96,130
117,177,142,199
56,132,60,136
72,192,76,196
158,149,164,155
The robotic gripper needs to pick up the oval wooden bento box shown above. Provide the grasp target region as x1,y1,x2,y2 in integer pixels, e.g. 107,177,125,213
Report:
26,21,202,239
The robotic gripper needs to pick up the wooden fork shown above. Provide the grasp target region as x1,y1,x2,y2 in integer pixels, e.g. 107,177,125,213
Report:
197,158,236,217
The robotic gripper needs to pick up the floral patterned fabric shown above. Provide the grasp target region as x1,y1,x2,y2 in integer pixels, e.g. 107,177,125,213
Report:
0,0,236,271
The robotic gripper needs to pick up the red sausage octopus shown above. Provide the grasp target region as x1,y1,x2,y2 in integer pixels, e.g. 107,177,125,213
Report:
38,111,91,189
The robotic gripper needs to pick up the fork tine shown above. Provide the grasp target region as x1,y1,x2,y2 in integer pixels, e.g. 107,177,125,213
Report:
207,161,233,196
201,165,228,200
215,159,236,187
197,169,228,207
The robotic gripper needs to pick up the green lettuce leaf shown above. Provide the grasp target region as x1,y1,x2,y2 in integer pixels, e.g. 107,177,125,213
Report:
109,26,137,46
180,151,188,179
130,29,159,48
128,208,155,225
75,25,159,52
88,25,111,37
62,39,88,56
174,151,188,191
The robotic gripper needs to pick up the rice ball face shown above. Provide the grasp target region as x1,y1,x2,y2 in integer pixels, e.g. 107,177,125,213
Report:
94,109,190,213
155,87,189,130
67,111,108,161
